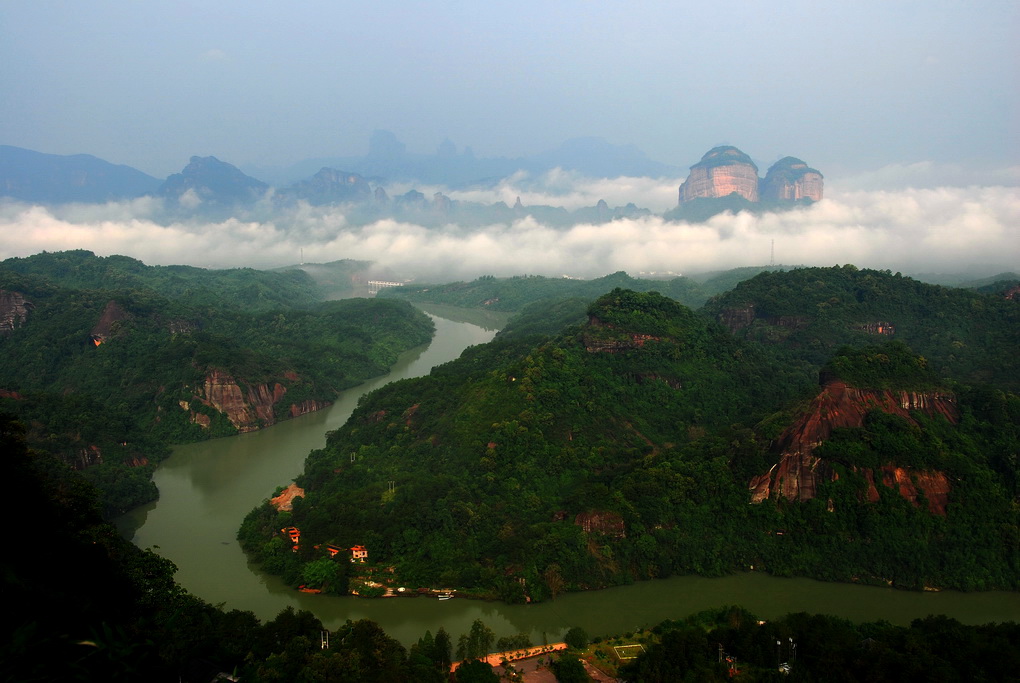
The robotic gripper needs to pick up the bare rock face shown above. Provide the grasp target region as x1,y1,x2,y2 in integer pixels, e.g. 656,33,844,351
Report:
749,380,957,514
188,370,331,432
90,300,130,344
678,146,759,204
0,290,32,334
574,511,626,538
583,315,664,353
860,466,952,515
194,370,284,432
761,157,824,202
270,482,306,511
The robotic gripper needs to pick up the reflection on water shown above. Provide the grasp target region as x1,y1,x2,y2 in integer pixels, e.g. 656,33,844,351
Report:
122,313,1020,646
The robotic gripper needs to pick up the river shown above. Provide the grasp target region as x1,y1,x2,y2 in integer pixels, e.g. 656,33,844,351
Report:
119,309,1020,647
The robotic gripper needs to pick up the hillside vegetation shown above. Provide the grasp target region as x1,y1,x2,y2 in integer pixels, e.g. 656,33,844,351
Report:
7,415,1013,681
0,251,434,515
379,270,709,312
241,269,1019,599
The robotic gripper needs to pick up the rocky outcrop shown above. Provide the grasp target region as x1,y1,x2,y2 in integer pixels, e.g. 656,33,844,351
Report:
282,167,372,205
678,146,759,204
852,321,895,335
168,319,198,335
193,371,284,432
761,157,824,202
676,148,823,209
90,300,130,345
158,155,269,206
718,305,892,339
0,290,32,334
289,399,330,418
574,511,626,538
716,306,809,336
270,483,306,511
860,466,951,515
186,371,330,432
584,315,665,353
750,381,957,514
717,304,756,333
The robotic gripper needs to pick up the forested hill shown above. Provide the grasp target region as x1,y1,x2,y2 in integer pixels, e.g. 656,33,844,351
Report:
0,251,434,516
703,264,1020,390
241,283,1018,601
0,249,339,309
378,271,710,312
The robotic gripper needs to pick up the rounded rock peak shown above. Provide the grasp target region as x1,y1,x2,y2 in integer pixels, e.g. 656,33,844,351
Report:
765,156,823,178
693,146,758,172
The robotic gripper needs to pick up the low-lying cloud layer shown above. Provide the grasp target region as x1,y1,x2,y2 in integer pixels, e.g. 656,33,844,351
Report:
1,174,1017,282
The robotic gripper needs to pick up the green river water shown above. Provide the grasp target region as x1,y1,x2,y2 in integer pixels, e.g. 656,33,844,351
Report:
119,310,1019,646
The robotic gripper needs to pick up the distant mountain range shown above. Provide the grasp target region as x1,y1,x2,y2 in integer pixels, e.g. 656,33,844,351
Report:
2,137,829,227
0,145,161,203
0,133,681,206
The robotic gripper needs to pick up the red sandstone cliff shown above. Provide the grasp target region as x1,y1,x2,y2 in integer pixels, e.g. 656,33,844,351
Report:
678,146,759,204
749,381,956,514
188,370,329,432
0,290,33,334
761,157,824,202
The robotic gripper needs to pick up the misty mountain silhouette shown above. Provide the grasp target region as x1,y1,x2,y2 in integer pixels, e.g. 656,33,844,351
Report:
0,145,160,203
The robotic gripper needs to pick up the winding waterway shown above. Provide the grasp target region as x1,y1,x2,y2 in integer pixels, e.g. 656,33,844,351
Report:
120,310,1019,646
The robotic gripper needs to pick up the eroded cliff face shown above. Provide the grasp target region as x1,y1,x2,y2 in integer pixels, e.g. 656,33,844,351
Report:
574,511,626,538
717,304,894,340
749,381,957,514
761,157,824,202
583,315,665,353
0,290,33,334
90,300,130,344
188,370,329,432
678,146,759,204
676,148,823,208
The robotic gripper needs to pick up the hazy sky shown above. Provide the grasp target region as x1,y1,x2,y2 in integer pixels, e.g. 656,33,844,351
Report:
2,1,1017,178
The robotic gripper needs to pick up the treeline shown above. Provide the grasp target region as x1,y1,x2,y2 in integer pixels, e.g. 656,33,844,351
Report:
0,251,434,516
379,270,711,311
242,271,1019,599
617,607,1020,682
703,264,1020,390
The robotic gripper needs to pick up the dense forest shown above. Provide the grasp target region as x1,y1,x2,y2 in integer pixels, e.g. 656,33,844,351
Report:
5,411,1017,682
0,251,434,515
379,270,711,311
242,268,1019,602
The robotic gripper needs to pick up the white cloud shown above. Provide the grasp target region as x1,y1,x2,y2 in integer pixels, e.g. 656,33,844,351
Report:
1,183,1017,281
390,169,685,213
832,162,1020,192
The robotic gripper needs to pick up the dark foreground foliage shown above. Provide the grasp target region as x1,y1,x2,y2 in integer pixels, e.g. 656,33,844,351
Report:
3,415,1016,682
619,607,1020,683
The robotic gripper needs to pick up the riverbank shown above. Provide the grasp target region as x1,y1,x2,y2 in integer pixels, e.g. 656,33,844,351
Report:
124,313,1020,648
